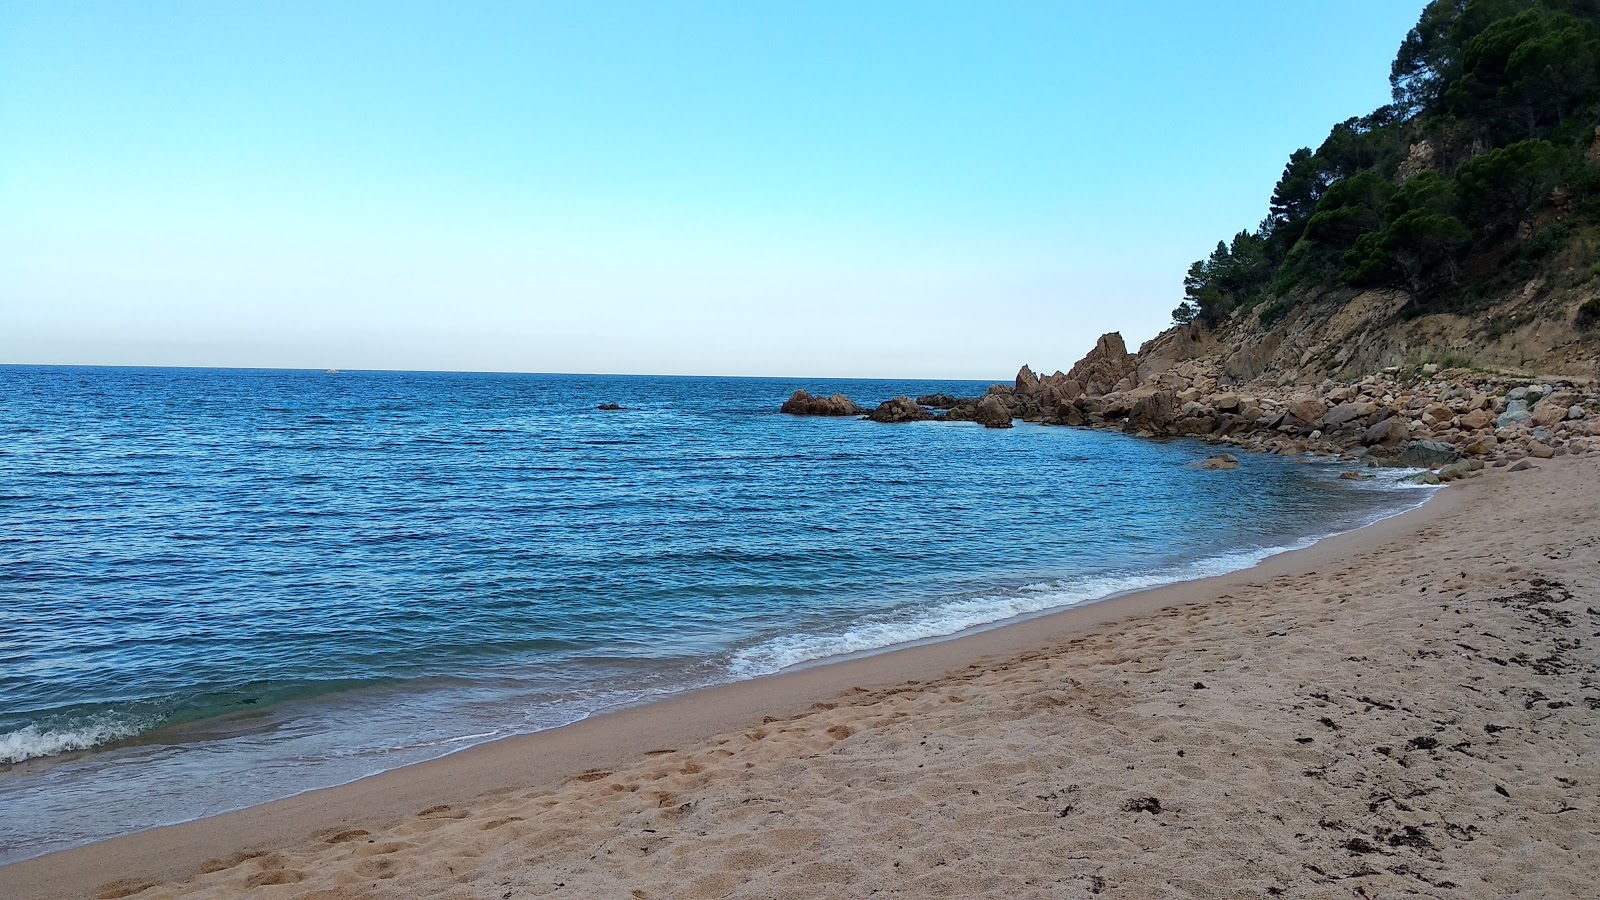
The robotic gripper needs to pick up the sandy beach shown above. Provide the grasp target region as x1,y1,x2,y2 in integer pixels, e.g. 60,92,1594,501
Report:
5,456,1598,899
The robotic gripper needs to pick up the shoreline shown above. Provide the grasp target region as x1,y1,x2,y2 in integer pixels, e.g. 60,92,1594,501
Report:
0,470,1469,899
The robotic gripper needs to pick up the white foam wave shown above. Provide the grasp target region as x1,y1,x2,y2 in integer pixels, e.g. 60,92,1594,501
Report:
727,543,1308,678
0,719,146,764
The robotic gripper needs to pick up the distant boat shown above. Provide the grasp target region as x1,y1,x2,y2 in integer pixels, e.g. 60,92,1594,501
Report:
324,369,341,375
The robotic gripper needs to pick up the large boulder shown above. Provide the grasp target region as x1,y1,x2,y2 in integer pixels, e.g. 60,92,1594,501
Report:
974,394,1014,428
780,390,865,416
1287,396,1327,425
1321,401,1373,429
868,397,933,424
1126,389,1178,432
1362,416,1410,446
1370,439,1460,468
915,394,964,409
1496,398,1532,428
1531,393,1577,426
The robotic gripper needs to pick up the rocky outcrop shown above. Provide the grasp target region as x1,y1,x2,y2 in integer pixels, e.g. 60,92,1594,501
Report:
780,390,865,417
1064,333,1138,396
868,397,933,424
973,395,1014,429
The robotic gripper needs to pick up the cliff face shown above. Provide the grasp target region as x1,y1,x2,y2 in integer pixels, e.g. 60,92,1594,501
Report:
1188,279,1600,385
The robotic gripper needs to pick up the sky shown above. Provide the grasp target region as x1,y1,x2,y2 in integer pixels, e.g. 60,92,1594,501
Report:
1,1,1429,379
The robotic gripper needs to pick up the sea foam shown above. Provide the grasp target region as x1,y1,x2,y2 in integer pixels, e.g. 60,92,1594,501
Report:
726,544,1307,678
0,718,147,764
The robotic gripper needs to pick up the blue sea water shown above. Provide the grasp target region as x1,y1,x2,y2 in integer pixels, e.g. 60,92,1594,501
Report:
0,366,1431,862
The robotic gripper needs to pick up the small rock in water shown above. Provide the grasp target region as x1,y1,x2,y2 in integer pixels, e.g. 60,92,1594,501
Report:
596,403,627,411
1193,453,1240,471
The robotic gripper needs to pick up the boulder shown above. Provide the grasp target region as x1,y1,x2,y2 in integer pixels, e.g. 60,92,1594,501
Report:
868,397,933,424
1368,439,1460,468
1015,365,1040,393
1460,434,1499,455
1213,393,1241,411
1497,399,1532,428
1531,395,1576,427
1288,397,1327,425
1126,390,1178,432
974,394,1014,429
780,390,866,416
915,394,963,409
1459,408,1494,430
1321,402,1371,429
1362,416,1410,446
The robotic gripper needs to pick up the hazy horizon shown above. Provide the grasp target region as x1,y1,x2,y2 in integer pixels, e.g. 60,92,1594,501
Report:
2,1,1428,380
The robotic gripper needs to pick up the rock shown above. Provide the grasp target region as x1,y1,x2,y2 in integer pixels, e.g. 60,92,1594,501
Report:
974,394,1014,429
1508,386,1529,401
1213,393,1241,411
1384,439,1461,468
1421,403,1453,425
780,390,865,416
1064,332,1139,397
1321,402,1371,429
1495,399,1532,428
1460,434,1499,455
1568,405,1586,421
1460,408,1494,430
1437,460,1474,481
1339,471,1374,480
1126,390,1177,431
1015,365,1040,393
1402,471,1443,485
1193,453,1240,471
915,394,963,409
1531,399,1573,427
1287,397,1326,425
596,403,627,411
1527,441,1555,459
1362,416,1410,446
1509,458,1536,472
868,397,933,424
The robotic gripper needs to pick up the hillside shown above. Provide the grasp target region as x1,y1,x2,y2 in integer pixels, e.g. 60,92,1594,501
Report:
1164,0,1600,381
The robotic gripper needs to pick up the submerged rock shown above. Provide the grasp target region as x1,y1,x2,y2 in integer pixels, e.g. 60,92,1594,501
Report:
1193,453,1240,471
596,403,627,411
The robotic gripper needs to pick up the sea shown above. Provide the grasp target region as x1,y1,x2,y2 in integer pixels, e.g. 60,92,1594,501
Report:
0,366,1434,863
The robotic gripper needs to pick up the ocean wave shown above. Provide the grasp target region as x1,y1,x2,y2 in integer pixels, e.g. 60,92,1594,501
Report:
726,544,1310,678
0,717,148,764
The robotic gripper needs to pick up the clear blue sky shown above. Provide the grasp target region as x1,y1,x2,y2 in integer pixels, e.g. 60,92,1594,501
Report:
2,1,1428,378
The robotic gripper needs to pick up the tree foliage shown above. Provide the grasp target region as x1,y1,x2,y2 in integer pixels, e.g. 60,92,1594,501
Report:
1180,0,1600,325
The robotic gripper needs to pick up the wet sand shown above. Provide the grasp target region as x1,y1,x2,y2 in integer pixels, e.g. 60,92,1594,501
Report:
5,457,1598,899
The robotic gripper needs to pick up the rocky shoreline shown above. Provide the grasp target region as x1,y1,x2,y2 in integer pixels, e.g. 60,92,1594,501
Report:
781,331,1600,480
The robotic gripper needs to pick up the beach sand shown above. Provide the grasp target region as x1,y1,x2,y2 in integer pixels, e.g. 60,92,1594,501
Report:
5,457,1598,899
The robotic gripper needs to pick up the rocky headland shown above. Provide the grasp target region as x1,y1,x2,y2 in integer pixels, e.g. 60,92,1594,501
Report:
780,323,1600,481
